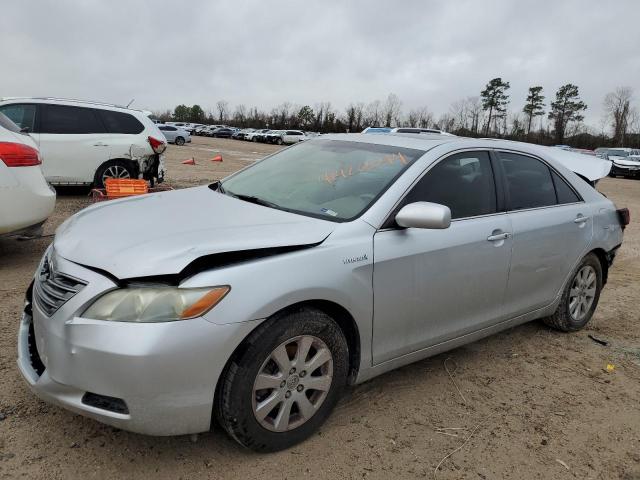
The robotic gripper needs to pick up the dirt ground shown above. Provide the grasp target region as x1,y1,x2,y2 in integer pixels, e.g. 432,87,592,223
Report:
1,136,639,479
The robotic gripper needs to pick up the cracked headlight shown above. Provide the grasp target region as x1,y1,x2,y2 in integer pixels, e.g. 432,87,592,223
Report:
83,286,230,322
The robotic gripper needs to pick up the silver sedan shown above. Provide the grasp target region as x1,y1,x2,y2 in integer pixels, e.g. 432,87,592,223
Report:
18,133,626,451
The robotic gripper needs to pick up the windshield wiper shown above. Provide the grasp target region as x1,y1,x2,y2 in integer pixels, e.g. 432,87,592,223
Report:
226,191,281,209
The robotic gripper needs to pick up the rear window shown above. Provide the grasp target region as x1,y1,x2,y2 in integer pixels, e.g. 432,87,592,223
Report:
96,109,144,134
0,104,37,132
0,112,21,133
40,105,105,134
499,152,556,210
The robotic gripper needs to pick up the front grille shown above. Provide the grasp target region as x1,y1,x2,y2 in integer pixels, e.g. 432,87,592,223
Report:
33,255,87,316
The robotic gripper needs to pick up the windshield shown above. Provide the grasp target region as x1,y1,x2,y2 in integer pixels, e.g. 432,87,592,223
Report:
608,149,629,157
221,139,425,221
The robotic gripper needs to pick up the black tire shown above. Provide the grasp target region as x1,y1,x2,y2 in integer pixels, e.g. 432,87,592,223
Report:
175,136,185,146
276,138,283,145
543,253,603,332
93,160,136,188
216,308,349,452
252,137,258,142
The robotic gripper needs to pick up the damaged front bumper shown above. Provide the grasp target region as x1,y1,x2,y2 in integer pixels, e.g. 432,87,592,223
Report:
16,250,258,436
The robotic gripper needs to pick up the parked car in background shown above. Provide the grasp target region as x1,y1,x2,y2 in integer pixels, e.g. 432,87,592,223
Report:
232,128,254,140
212,127,235,138
594,147,608,158
158,125,191,146
265,130,287,144
0,112,56,237
247,129,271,142
390,127,454,136
606,148,640,178
18,134,624,453
0,98,166,187
192,125,209,136
280,130,307,144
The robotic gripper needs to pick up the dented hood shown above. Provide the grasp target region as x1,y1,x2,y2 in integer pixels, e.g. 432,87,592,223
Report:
54,186,335,279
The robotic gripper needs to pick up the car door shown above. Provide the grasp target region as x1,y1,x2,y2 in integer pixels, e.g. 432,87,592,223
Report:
38,104,110,183
372,150,513,364
497,151,593,317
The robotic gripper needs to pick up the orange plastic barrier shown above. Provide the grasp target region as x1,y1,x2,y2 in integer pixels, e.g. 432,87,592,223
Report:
105,178,149,198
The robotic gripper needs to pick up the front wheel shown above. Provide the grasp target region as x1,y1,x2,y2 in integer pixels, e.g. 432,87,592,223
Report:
543,253,602,332
217,308,348,452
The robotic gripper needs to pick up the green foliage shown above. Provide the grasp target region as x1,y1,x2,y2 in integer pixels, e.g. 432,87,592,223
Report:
173,104,190,122
190,105,205,123
297,105,315,127
548,84,587,143
523,86,545,135
480,78,510,135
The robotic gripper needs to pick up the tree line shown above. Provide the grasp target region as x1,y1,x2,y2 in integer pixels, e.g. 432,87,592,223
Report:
153,81,640,149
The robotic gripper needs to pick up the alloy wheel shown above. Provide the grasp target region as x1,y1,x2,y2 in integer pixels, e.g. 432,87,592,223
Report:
569,265,597,321
102,165,130,185
252,335,333,432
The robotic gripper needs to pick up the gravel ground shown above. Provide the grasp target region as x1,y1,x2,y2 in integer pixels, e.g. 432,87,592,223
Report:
1,137,639,479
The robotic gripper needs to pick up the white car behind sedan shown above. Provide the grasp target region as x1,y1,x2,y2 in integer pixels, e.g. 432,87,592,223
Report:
0,113,55,236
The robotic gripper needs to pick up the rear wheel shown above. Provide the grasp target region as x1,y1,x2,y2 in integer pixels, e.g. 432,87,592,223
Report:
217,308,348,452
94,160,136,188
543,253,602,332
175,136,185,146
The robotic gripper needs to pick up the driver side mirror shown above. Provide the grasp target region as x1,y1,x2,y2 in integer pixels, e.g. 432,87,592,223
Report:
395,202,451,229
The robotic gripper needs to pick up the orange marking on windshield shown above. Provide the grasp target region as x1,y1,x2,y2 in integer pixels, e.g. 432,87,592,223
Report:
320,152,408,184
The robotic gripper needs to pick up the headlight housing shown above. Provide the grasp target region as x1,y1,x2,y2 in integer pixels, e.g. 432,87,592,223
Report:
83,286,230,323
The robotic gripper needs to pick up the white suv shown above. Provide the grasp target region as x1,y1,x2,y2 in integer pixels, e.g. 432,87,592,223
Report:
0,98,167,187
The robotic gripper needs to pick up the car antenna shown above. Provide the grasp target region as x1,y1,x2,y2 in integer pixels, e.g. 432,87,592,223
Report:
126,98,135,108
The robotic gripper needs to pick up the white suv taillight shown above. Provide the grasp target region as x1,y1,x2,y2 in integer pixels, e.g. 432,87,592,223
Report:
0,142,41,167
148,136,167,154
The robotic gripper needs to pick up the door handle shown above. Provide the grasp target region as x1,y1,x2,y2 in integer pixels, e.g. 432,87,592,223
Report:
93,142,109,147
487,232,512,241
574,215,590,224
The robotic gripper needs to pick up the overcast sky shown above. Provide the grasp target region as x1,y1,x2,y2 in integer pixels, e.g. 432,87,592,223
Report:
3,1,639,127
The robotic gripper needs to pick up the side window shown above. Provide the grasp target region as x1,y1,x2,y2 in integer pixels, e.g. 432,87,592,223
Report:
158,126,167,131
0,104,37,132
404,151,497,219
40,105,105,134
551,170,581,204
499,152,556,210
96,110,144,134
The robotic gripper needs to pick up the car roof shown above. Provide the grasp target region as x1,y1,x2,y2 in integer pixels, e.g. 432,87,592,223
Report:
0,97,149,115
318,134,610,181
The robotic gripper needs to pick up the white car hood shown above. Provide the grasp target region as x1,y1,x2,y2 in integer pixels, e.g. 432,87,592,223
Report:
54,186,336,279
544,147,612,181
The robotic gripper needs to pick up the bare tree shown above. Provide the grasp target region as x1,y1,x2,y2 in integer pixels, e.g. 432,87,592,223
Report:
233,104,247,126
364,100,382,126
603,87,633,146
383,93,402,127
216,100,229,123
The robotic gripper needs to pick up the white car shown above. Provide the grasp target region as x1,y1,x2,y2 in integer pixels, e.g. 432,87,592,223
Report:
606,148,640,178
0,98,167,187
281,130,307,144
157,125,191,146
0,113,55,236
